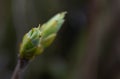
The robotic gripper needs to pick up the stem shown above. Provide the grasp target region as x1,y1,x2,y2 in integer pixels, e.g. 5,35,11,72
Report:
11,58,29,79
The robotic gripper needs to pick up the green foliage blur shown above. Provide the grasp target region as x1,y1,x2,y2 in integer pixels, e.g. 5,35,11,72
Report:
0,0,120,79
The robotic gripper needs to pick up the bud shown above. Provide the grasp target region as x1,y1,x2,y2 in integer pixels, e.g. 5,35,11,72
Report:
40,12,66,38
19,27,43,60
40,12,67,47
19,12,66,60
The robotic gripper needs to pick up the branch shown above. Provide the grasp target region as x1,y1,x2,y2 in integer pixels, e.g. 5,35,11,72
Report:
11,58,29,79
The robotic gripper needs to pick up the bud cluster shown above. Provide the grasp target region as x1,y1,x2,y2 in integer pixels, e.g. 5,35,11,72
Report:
19,12,66,60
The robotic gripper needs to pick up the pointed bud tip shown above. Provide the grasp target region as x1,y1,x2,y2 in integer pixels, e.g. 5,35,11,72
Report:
61,11,67,15
59,11,67,18
38,24,41,29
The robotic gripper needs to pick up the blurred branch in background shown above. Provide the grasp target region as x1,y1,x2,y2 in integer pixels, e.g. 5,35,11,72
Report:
66,0,120,79
0,0,16,79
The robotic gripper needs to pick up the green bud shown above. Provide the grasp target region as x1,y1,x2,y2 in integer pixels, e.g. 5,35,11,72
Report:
19,12,66,60
40,12,67,47
19,27,43,59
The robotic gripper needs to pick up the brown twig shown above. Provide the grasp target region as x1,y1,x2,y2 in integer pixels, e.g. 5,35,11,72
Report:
11,57,29,79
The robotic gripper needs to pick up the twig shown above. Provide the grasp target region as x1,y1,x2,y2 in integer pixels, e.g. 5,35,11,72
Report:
11,57,29,79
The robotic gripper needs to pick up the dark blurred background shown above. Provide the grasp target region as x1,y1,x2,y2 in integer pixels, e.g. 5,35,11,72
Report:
0,0,120,79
